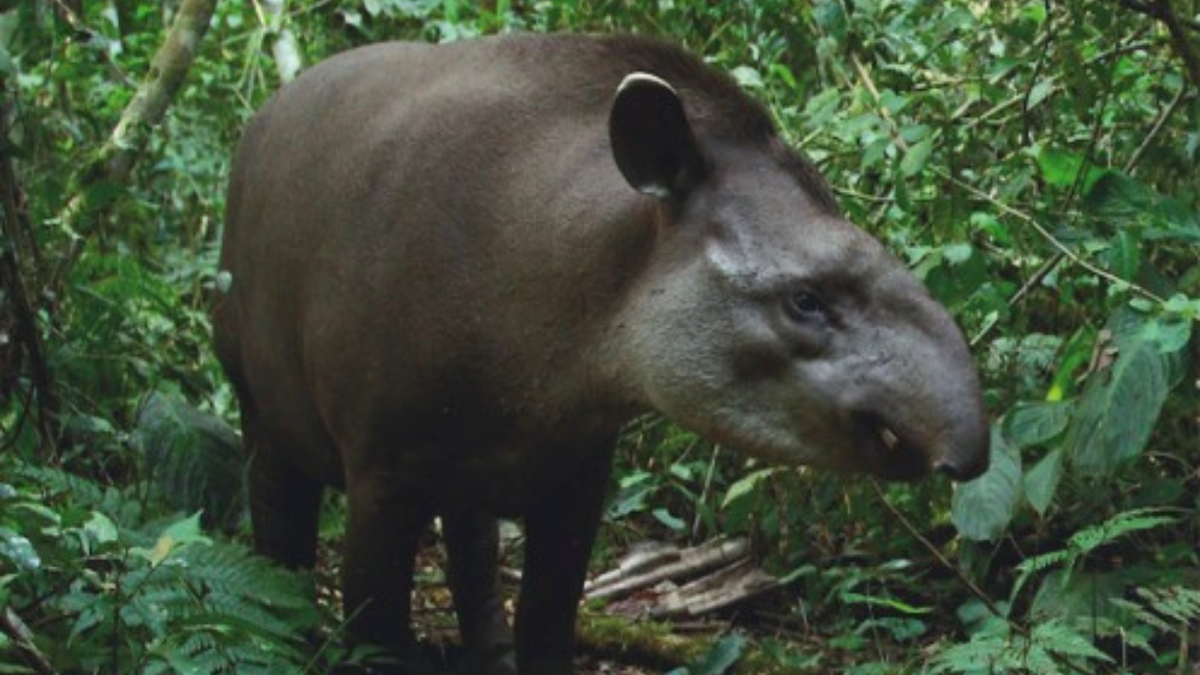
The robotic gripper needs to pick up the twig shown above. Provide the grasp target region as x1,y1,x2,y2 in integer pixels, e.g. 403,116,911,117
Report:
1021,1,1059,147
971,252,1066,346
870,481,1099,675
936,170,1165,303
1063,31,1131,211
851,52,908,152
869,481,1008,621
1,606,60,675
1114,0,1200,33
1125,85,1191,173
833,187,895,204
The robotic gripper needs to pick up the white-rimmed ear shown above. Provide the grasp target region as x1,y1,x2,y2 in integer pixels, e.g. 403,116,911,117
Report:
608,72,707,200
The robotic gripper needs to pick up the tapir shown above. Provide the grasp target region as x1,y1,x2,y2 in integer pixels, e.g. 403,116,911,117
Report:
213,33,989,675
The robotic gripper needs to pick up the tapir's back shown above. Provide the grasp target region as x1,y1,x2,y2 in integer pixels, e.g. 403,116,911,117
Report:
215,34,755,482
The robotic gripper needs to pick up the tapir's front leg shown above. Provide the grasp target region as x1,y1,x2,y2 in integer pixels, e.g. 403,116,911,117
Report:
515,444,615,675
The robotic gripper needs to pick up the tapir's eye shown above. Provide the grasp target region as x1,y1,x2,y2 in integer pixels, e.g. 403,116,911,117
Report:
784,290,827,322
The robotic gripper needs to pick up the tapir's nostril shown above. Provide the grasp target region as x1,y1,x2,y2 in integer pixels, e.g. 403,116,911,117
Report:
935,454,988,482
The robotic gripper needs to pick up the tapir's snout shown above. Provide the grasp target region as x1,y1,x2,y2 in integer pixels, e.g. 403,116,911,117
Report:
843,284,992,484
852,402,990,483
933,426,990,482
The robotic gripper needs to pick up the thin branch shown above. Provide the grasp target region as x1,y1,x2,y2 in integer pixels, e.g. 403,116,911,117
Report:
970,252,1066,347
869,481,1008,621
1154,0,1200,92
1021,2,1059,147
1125,84,1191,173
936,170,1165,303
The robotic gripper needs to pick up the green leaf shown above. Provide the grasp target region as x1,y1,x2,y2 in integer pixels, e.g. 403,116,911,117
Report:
900,137,934,177
1105,228,1141,279
1003,400,1073,449
1024,449,1063,517
1038,147,1100,190
729,65,763,89
652,508,686,531
952,427,1023,541
1033,619,1113,663
841,592,932,615
693,634,746,675
134,512,210,565
83,511,119,547
1027,80,1055,109
1084,172,1154,224
1065,312,1182,476
720,468,777,510
0,527,40,571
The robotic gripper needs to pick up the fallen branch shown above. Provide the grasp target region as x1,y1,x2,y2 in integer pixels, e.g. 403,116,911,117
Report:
646,558,780,619
585,540,681,593
586,537,750,601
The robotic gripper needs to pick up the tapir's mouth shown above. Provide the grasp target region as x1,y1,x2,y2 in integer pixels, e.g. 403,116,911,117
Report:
852,412,930,482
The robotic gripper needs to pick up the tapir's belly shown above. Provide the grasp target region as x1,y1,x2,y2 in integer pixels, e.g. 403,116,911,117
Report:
260,390,614,516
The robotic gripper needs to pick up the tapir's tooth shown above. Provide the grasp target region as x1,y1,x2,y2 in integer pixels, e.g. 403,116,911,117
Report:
879,427,900,451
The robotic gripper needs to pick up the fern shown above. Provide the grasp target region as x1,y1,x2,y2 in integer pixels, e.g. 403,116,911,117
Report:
1065,508,1176,556
124,537,320,673
928,619,1113,675
1010,508,1176,604
2,456,326,675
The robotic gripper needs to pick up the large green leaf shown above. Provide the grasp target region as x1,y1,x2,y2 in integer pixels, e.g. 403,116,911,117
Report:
1024,449,1063,517
953,427,1023,542
1038,147,1103,191
1003,400,1074,449
1065,312,1190,476
1085,172,1200,243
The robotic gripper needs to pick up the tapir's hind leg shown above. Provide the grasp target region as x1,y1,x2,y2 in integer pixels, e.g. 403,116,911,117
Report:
342,470,432,662
245,418,323,569
444,511,515,674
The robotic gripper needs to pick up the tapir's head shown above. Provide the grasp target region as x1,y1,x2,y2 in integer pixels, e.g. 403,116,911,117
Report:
607,72,988,481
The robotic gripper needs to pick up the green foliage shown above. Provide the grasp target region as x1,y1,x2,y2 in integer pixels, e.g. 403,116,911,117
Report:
134,390,246,532
929,619,1113,675
0,459,325,675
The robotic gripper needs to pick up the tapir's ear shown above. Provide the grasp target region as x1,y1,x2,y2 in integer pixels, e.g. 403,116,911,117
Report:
609,72,707,200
